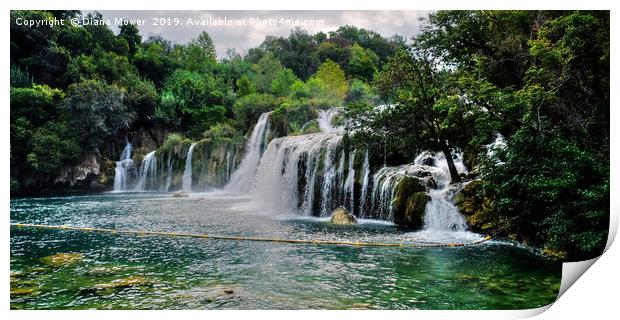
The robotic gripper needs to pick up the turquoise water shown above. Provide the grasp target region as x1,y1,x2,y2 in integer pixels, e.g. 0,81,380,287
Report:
10,193,561,310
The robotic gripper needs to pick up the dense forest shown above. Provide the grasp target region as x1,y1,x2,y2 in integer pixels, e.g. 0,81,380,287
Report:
10,10,609,260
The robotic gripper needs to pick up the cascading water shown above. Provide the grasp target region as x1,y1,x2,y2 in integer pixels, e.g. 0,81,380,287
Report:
164,151,174,192
344,151,356,214
225,112,271,193
113,141,135,191
317,109,343,133
359,151,370,218
414,152,468,231
134,151,157,191
253,133,343,216
182,143,197,192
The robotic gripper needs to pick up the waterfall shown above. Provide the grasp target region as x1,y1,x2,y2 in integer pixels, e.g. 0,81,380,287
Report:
225,112,271,193
113,141,134,191
344,151,356,214
371,167,404,221
134,151,157,191
414,152,468,231
317,109,343,133
253,133,342,215
182,143,197,192
359,151,370,218
164,150,173,192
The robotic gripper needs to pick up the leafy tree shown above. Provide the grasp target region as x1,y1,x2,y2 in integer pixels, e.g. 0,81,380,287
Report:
236,74,256,97
252,53,284,93
62,79,132,150
118,23,142,57
270,68,299,97
193,31,217,62
347,43,379,81
362,50,467,182
11,85,65,127
26,121,80,177
313,60,349,103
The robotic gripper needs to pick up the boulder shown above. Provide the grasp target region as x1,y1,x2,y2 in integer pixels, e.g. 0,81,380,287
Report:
330,207,357,225
173,192,189,198
392,176,429,228
454,180,503,234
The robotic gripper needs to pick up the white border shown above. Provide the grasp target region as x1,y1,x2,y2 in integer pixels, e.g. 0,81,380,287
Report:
2,1,618,319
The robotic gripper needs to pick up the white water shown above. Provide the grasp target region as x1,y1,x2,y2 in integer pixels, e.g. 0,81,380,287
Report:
113,141,134,191
134,151,157,191
359,151,370,218
414,152,468,231
182,143,197,192
225,112,271,193
317,109,343,133
164,151,173,192
253,133,343,215
344,151,356,214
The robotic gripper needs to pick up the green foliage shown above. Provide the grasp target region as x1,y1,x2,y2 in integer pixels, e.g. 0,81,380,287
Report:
202,122,240,142
10,65,32,88
252,53,284,93
27,121,80,176
272,100,319,136
270,68,299,97
11,84,65,126
235,74,255,97
347,43,379,82
486,128,608,259
312,60,349,103
160,132,187,152
62,79,132,150
233,93,279,131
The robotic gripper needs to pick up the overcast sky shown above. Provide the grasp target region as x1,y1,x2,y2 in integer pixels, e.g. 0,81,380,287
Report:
99,11,429,58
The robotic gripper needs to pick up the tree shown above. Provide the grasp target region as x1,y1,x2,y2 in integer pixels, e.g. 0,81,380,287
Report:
270,68,299,96
62,79,132,150
252,53,284,93
118,23,142,57
193,31,217,62
365,50,468,182
313,60,349,103
347,43,379,82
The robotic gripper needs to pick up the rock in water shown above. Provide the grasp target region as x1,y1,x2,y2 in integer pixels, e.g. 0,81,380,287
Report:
173,192,189,198
41,253,83,267
330,207,357,225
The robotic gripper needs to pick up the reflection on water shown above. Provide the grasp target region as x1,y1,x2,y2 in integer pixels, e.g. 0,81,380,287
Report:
11,192,561,310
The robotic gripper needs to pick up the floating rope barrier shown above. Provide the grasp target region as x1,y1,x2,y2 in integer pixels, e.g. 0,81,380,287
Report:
10,223,499,248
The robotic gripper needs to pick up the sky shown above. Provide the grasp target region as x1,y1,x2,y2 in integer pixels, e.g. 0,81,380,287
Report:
99,11,430,58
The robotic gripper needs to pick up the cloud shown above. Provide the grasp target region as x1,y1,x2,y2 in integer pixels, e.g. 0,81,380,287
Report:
100,10,429,58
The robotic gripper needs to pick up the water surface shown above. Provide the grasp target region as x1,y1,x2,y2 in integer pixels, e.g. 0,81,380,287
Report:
10,193,561,310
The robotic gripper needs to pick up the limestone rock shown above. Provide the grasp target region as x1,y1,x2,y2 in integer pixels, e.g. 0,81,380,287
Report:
330,207,357,225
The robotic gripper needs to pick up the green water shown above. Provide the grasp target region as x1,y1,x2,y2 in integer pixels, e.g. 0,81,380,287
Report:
10,193,561,310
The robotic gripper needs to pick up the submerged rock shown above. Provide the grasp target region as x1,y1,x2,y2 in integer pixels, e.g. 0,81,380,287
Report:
330,207,357,225
93,276,155,291
173,192,189,198
392,176,429,228
10,287,36,297
41,253,83,267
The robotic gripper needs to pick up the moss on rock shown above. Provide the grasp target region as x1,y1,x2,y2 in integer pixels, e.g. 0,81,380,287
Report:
454,180,505,234
392,176,429,228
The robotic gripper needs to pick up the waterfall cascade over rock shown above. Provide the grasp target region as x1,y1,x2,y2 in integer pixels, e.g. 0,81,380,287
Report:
225,112,272,193
111,108,470,232
182,143,197,192
134,151,157,191
113,141,135,192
